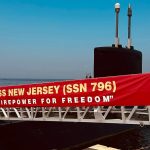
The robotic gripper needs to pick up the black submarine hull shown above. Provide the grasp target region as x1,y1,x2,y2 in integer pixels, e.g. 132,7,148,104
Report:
0,121,136,150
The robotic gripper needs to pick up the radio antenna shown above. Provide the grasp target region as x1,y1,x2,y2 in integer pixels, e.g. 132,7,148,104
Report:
127,4,132,49
115,3,120,48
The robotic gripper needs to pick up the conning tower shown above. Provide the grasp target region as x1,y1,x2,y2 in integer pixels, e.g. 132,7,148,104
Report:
94,3,142,78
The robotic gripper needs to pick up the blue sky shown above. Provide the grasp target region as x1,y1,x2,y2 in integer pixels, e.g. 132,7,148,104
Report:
0,0,149,79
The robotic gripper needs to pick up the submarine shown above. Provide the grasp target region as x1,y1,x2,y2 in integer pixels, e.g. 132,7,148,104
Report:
94,3,142,78
0,3,143,150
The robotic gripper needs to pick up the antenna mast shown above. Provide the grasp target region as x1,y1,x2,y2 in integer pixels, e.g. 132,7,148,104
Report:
115,3,120,48
127,4,132,49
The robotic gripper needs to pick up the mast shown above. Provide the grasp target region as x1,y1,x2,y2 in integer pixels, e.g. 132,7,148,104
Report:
127,4,132,49
115,3,120,48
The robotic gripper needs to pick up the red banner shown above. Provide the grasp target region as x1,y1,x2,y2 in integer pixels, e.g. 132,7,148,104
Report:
0,73,150,107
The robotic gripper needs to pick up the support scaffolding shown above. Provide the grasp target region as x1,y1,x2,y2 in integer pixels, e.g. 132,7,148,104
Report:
0,106,150,126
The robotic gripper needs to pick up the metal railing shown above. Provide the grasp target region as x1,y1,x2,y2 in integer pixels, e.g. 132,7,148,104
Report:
0,106,150,126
